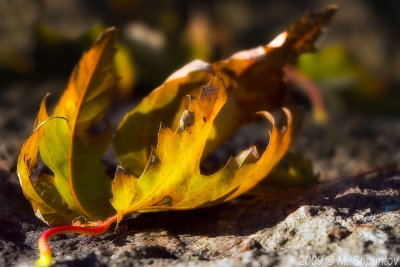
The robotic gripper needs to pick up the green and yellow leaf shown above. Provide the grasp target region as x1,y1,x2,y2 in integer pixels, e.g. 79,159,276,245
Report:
17,96,74,225
16,7,339,266
113,5,338,176
17,28,119,225
111,78,294,222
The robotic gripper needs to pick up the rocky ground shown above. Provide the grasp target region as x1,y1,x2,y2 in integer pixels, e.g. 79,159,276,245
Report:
1,83,400,267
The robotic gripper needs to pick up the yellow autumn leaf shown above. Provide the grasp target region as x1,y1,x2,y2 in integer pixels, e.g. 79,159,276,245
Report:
111,77,294,222
16,6,338,266
17,28,119,225
114,5,338,176
17,96,74,226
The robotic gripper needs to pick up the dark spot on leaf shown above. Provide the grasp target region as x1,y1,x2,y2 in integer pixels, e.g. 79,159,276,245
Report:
152,196,172,206
150,153,159,165
200,85,214,99
87,119,108,137
179,110,194,130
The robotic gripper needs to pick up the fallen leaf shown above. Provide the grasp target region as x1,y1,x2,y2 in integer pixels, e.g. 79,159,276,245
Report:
111,78,293,222
16,6,338,266
114,5,338,176
17,28,119,225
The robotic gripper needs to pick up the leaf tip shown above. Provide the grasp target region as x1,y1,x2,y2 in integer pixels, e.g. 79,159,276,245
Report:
101,27,118,38
93,27,118,52
322,4,340,16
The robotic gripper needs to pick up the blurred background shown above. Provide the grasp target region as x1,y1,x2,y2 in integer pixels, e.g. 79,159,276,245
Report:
1,0,400,175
